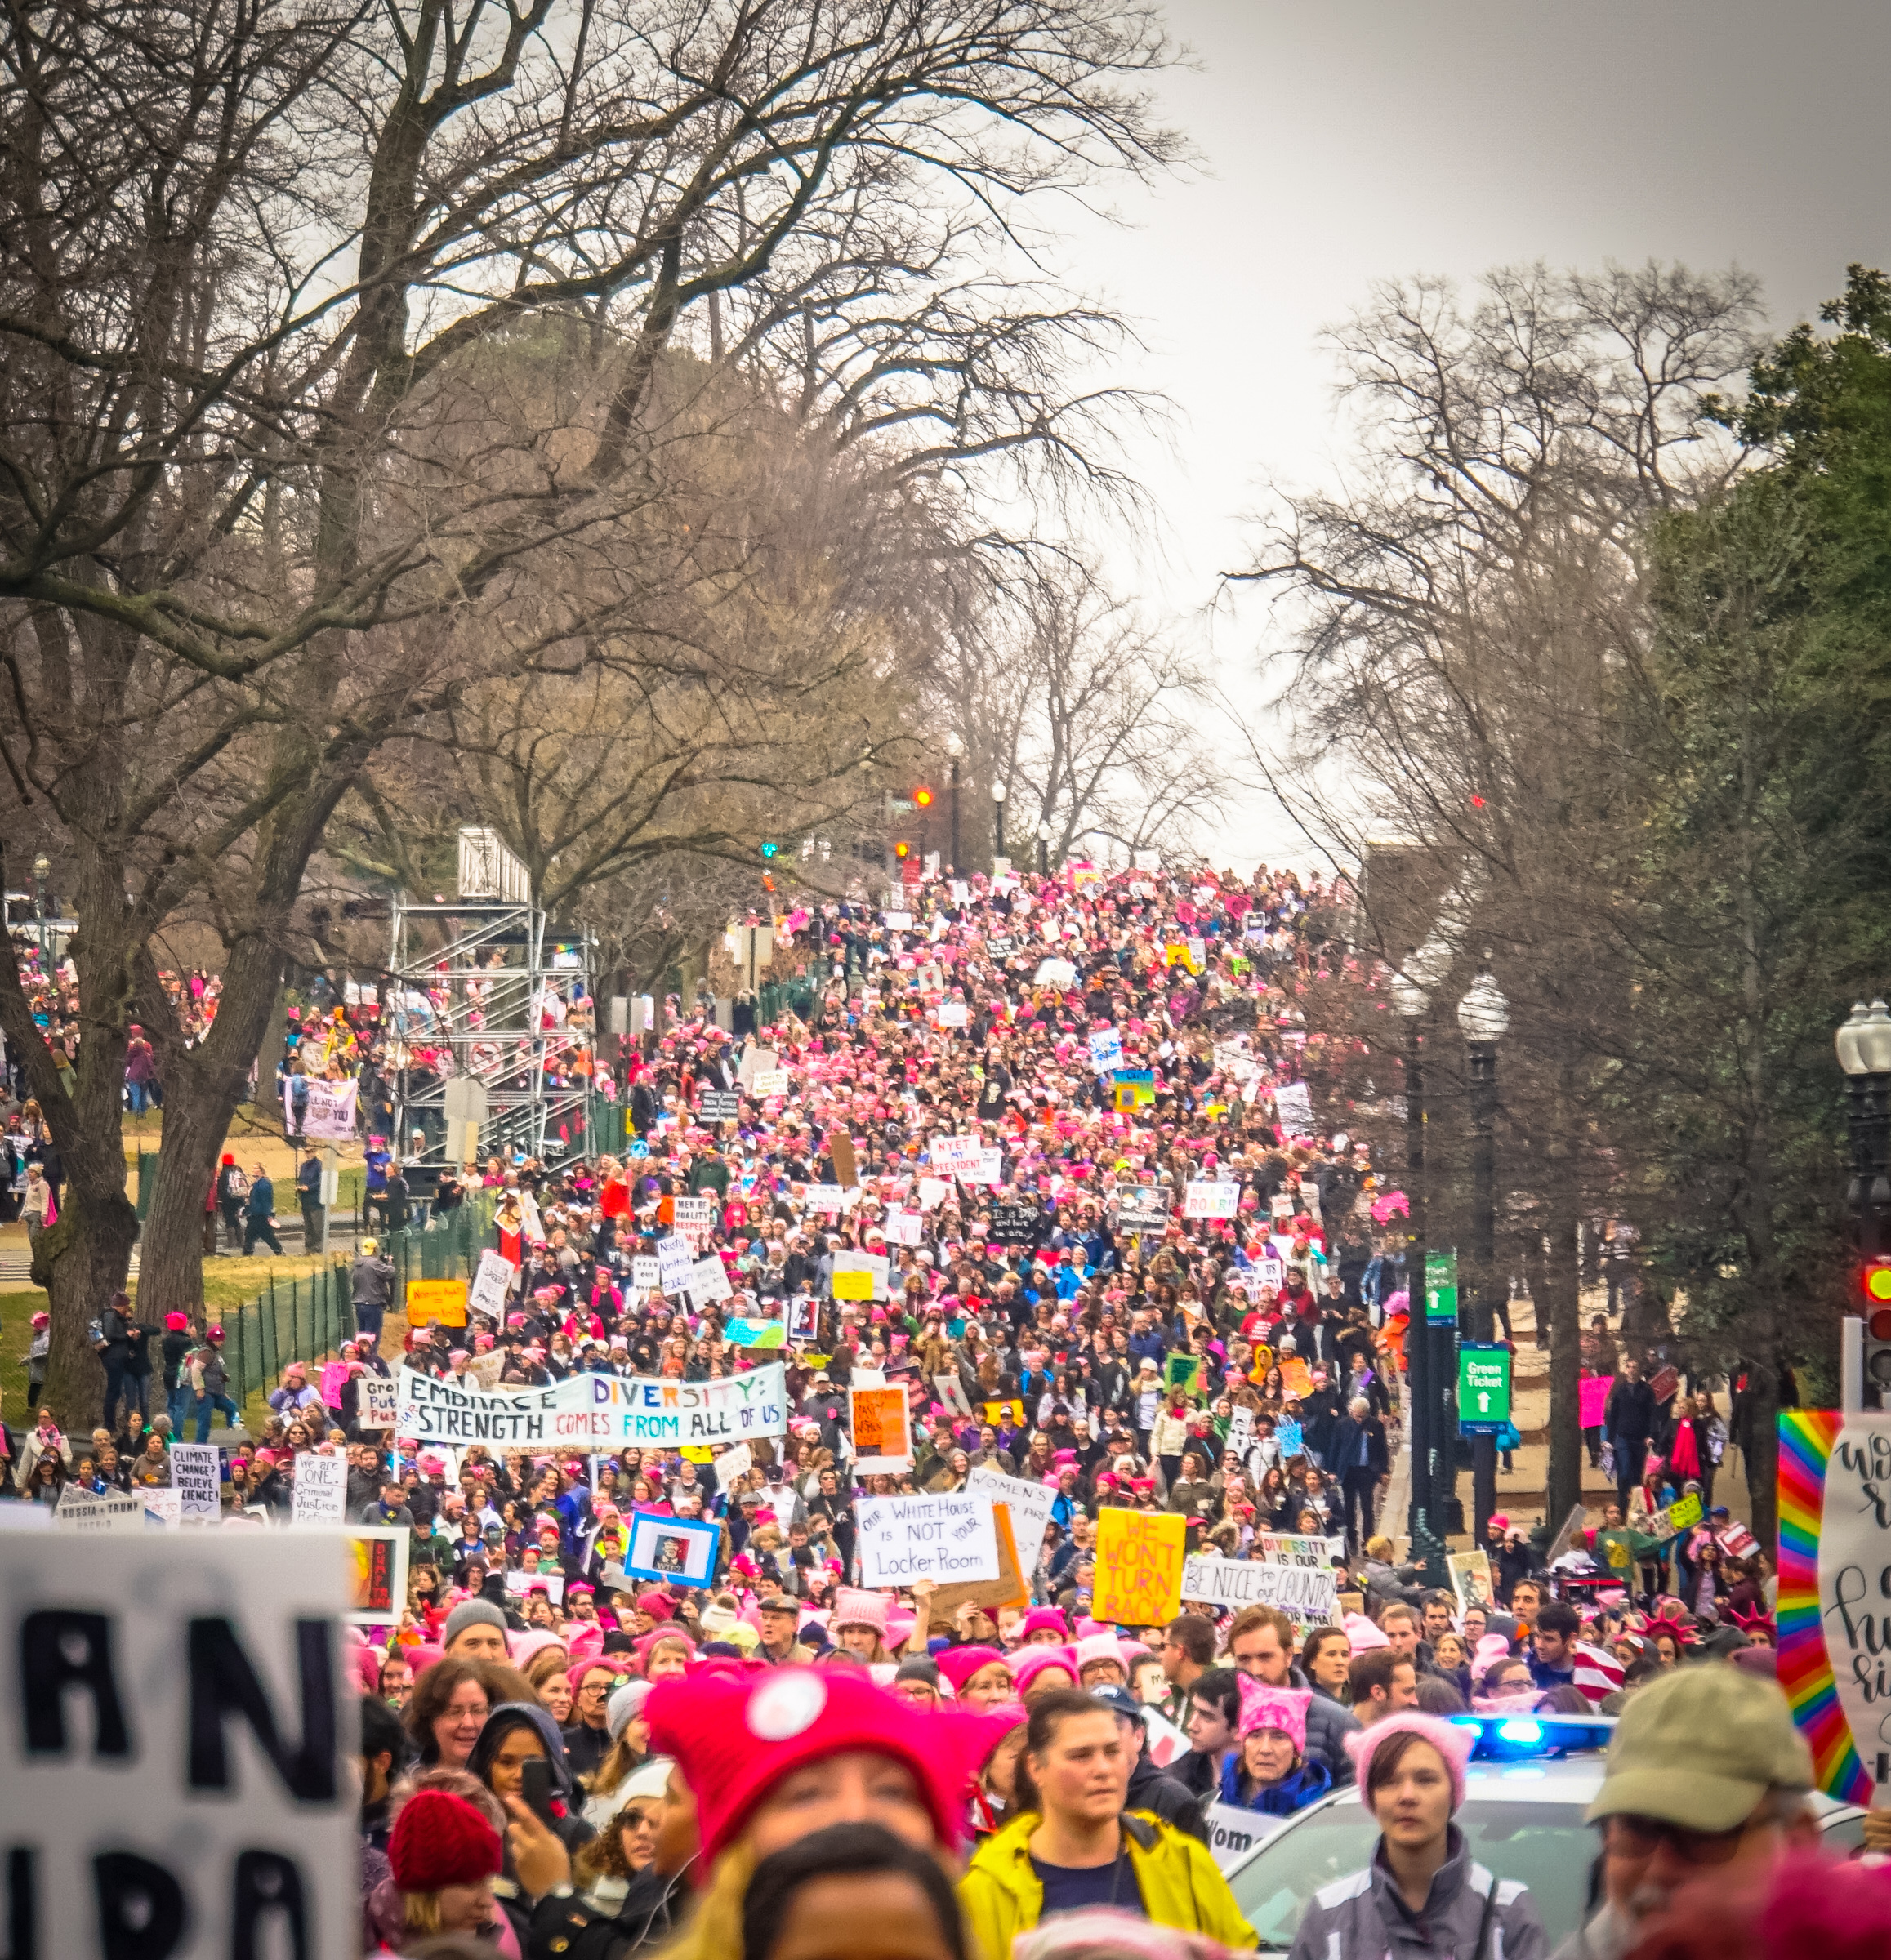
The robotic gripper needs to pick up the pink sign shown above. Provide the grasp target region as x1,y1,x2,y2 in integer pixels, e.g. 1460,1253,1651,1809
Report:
1579,1374,1611,1428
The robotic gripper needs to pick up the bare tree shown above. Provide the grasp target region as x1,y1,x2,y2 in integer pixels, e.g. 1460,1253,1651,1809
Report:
0,0,1180,1416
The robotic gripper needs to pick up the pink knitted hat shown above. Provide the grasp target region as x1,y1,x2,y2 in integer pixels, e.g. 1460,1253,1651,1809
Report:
1235,1676,1312,1753
1009,1646,1078,1697
1345,1709,1477,1811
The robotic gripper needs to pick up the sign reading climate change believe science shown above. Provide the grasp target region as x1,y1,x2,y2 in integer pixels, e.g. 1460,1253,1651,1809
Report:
396,1364,787,1446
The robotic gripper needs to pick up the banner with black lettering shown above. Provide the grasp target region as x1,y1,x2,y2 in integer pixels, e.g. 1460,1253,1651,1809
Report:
396,1363,787,1446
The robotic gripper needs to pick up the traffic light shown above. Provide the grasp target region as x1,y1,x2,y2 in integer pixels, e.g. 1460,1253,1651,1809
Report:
913,786,934,808
1864,1258,1891,1392
894,840,911,860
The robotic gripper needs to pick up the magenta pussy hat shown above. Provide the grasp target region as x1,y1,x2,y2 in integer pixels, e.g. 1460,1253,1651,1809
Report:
1345,1709,1477,1811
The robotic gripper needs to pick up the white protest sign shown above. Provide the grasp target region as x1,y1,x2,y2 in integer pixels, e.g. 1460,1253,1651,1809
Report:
882,911,913,929
658,1235,696,1297
1088,1028,1124,1072
673,1195,715,1236
1273,1081,1314,1132
359,1376,399,1432
1206,1801,1286,1872
505,1567,565,1604
805,1183,845,1214
141,1489,183,1530
917,1177,950,1211
1814,1411,1891,1786
689,1254,734,1303
927,1135,984,1178
1226,1406,1255,1461
714,1442,754,1488
936,1001,969,1027
962,1147,1003,1186
171,1441,223,1521
51,1487,143,1534
1253,1531,1348,1569
1,1526,355,1960
1184,1180,1240,1219
470,1247,515,1317
934,1373,974,1418
832,1249,890,1302
1180,1553,1338,1624
292,1453,349,1526
883,1208,924,1245
965,1465,1057,1575
856,1493,1001,1588
752,1068,791,1098
632,1255,661,1292
1258,1256,1285,1291
300,1074,359,1142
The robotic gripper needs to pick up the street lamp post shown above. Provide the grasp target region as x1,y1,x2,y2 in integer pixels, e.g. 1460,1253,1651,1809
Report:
30,854,50,970
1458,968,1509,1544
1389,961,1447,1580
1837,999,1891,1402
1037,822,1051,880
992,779,1006,870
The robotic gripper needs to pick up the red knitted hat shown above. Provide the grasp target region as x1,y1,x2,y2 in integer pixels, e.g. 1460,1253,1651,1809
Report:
388,1790,503,1893
647,1667,985,1871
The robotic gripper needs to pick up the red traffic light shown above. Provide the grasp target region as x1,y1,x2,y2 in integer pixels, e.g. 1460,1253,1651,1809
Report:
1864,1258,1891,1304
913,787,934,808
1871,1307,1891,1343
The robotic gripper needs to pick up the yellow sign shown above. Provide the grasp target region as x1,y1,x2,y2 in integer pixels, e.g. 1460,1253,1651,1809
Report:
982,1399,1026,1428
1280,1358,1314,1399
1092,1508,1187,1629
681,1446,715,1463
405,1278,468,1326
832,1270,876,1301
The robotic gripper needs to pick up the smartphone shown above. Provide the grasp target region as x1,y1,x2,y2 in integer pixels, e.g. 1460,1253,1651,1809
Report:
520,1756,556,1826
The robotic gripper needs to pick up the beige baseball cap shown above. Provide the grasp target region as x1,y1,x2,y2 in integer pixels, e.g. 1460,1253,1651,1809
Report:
1585,1664,1813,1833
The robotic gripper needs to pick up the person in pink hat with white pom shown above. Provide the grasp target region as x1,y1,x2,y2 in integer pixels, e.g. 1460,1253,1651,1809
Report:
1287,1711,1548,1960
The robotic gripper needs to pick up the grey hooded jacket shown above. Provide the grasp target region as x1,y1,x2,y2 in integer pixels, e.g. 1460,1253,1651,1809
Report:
1288,1826,1550,1960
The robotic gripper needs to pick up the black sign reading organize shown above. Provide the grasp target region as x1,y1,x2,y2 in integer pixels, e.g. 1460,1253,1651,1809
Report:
699,1090,741,1123
1116,1188,1169,1231
987,1203,1042,1245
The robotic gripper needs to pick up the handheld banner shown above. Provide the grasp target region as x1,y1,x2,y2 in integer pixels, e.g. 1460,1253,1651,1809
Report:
855,1493,1000,1588
405,1277,467,1327
397,1362,787,1446
621,1511,720,1588
1093,1508,1187,1628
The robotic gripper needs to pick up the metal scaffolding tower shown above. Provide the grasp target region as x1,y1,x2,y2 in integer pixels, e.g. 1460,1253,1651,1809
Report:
383,830,595,1169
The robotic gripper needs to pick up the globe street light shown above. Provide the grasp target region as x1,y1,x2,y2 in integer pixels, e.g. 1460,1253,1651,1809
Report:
1458,968,1508,1544
991,778,1007,870
1037,821,1052,879
943,730,964,873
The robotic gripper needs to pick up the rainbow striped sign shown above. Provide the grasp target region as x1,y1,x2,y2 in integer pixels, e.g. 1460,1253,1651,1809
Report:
1778,1409,1869,1801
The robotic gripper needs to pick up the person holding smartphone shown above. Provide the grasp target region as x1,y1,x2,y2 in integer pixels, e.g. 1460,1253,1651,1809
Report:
468,1700,597,1944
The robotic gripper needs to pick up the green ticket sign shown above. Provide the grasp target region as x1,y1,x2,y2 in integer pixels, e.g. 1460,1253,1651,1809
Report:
1425,1250,1459,1325
1457,1343,1511,1432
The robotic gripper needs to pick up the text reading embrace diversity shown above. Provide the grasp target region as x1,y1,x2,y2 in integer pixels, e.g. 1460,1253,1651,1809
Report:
396,1364,787,1445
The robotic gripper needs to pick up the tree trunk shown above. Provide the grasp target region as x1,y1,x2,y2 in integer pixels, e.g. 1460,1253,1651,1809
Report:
1744,1356,1781,1551
1544,1205,1583,1529
36,1184,141,1424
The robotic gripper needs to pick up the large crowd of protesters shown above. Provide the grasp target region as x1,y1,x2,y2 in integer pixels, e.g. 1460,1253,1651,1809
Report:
5,860,1884,1957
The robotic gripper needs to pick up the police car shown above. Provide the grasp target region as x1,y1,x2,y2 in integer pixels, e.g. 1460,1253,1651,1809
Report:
1220,1714,1867,1950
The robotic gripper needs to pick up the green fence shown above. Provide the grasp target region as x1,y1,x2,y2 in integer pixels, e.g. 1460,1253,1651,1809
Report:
221,1193,496,1409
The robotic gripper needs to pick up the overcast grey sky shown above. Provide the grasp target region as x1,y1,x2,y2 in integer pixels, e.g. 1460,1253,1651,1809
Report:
1052,0,1891,864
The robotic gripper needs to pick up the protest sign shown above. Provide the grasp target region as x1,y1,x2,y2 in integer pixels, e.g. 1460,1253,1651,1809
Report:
1278,1358,1313,1400
983,1398,1026,1427
752,1068,791,1098
1717,1519,1759,1559
934,1372,974,1418
714,1442,754,1488
505,1567,565,1605
1777,1418,1866,1800
1206,1802,1283,1872
672,1195,715,1236
346,1526,409,1624
1116,1187,1168,1231
936,1001,969,1027
1273,1418,1305,1459
1664,1491,1704,1534
856,1493,1001,1588
966,1465,1057,1574
850,1386,913,1473
1164,1353,1203,1396
1227,1406,1255,1459
141,1487,183,1530
171,1442,222,1521
805,1183,846,1214
987,1202,1041,1245
689,1254,734,1303
882,910,913,930
1088,1029,1124,1072
631,1255,661,1294
832,1268,876,1302
928,1134,984,1178
622,1511,721,1588
292,1453,349,1526
1180,1554,1337,1625
1253,1532,1346,1568
832,1249,889,1301
1,1526,355,1960
738,1045,778,1089
698,1089,740,1124
917,1176,950,1210
787,1296,821,1342
298,1074,359,1142
469,1247,515,1318
725,1317,785,1348
1272,1081,1314,1132
1578,1373,1612,1430
51,1487,142,1533
359,1376,399,1431
405,1276,467,1327
1093,1508,1188,1627
1034,958,1077,988
883,1208,924,1245
397,1362,788,1446
928,1500,1028,1616
1447,1548,1495,1615
1183,1180,1239,1219
658,1235,696,1297
466,1351,506,1388
1648,1365,1680,1405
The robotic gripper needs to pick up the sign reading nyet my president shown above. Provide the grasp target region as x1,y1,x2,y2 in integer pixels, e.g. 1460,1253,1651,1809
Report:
855,1493,1000,1588
397,1363,787,1446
